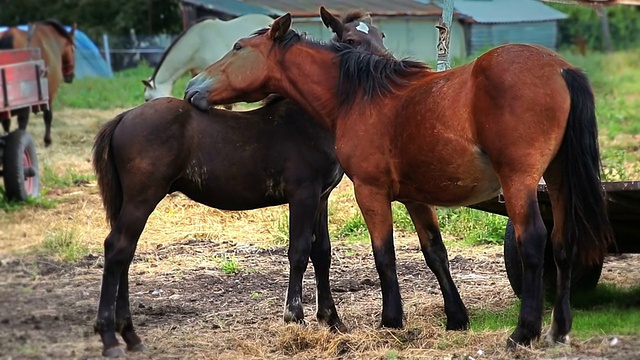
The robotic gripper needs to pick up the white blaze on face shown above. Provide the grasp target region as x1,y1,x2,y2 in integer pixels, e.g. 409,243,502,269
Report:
356,22,369,34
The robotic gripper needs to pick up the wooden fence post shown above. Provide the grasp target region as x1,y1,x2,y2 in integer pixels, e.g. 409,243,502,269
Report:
436,0,455,71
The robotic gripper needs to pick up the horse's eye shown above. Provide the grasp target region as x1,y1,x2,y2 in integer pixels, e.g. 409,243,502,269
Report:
345,39,355,45
233,42,243,51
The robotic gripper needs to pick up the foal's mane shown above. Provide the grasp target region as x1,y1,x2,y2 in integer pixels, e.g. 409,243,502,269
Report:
253,27,428,108
343,10,370,24
39,19,74,43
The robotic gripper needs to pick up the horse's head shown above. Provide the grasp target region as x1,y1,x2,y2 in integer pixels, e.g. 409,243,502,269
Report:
61,23,76,83
320,6,388,57
185,14,294,110
142,78,171,101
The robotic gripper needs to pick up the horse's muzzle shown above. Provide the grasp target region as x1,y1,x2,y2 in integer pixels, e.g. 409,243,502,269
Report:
64,74,74,83
185,88,210,111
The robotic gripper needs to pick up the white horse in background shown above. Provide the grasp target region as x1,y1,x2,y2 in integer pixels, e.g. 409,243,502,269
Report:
142,14,273,101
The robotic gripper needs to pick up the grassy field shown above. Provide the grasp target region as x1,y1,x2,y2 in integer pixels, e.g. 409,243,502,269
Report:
1,49,639,359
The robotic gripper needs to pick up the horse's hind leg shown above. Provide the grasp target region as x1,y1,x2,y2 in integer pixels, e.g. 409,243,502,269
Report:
404,201,469,330
1,118,9,133
501,180,548,348
116,262,145,352
283,187,321,325
310,195,345,332
96,200,157,357
543,158,575,345
17,107,30,130
43,109,52,146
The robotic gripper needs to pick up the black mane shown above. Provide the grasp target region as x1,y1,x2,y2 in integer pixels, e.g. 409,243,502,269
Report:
255,27,428,109
40,19,74,43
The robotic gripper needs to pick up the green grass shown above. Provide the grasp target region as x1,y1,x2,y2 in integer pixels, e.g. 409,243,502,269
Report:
438,207,507,246
335,212,369,244
472,284,640,337
54,64,188,109
219,256,240,274
270,212,290,245
41,164,95,190
39,228,90,262
0,192,56,212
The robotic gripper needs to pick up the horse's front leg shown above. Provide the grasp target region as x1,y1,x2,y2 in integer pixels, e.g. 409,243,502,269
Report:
310,195,345,332
404,201,469,330
354,182,402,328
283,188,319,325
43,109,52,147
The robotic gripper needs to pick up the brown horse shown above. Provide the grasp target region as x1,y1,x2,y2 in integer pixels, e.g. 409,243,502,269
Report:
93,10,385,357
0,20,76,146
185,13,613,348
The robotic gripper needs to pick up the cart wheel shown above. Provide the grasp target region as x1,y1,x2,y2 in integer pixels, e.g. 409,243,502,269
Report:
503,219,603,298
3,130,40,201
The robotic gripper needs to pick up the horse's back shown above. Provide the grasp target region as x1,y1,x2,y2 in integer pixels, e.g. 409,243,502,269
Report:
113,97,341,210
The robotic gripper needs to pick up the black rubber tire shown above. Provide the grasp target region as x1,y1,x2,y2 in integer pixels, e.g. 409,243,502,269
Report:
3,130,40,201
503,219,603,298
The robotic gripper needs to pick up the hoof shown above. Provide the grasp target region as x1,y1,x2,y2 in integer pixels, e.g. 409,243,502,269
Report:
103,346,126,358
330,321,349,334
546,330,570,346
127,342,147,352
380,315,403,329
446,316,470,331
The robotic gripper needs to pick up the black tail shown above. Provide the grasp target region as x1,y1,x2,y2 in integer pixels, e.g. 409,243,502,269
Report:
560,68,614,265
0,34,14,49
92,111,128,227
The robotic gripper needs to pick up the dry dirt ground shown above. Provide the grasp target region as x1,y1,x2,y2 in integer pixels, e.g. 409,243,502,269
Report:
1,108,639,359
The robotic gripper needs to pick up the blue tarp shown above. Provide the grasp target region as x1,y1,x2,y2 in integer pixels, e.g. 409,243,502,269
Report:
0,25,113,79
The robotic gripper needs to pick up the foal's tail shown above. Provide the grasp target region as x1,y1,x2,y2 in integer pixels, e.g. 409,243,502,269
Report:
92,111,128,227
559,68,613,265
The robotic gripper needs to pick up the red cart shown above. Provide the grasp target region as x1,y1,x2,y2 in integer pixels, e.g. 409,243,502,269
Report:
0,48,49,201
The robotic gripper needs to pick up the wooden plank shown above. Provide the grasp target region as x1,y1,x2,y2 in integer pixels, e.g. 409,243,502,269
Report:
0,49,42,66
0,59,49,113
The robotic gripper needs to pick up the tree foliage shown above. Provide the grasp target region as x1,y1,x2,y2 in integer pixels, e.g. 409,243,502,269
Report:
549,4,640,51
0,0,182,41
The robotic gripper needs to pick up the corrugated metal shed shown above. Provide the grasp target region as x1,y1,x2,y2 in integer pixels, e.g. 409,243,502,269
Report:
239,0,444,17
454,0,568,24
181,0,279,18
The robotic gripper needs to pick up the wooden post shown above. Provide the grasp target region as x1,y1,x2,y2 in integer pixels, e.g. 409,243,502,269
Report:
436,0,455,71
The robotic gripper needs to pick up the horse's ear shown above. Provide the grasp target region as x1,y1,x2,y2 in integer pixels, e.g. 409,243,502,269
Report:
141,79,152,88
268,13,291,40
320,6,343,38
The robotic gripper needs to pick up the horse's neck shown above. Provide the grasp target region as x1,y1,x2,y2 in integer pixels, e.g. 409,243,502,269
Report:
33,30,64,99
277,46,341,131
153,22,228,86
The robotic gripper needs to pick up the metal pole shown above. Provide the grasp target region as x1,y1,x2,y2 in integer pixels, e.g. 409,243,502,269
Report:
436,0,455,71
103,34,112,73
596,5,613,53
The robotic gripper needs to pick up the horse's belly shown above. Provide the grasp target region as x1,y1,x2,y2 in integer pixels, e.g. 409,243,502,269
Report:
397,145,501,206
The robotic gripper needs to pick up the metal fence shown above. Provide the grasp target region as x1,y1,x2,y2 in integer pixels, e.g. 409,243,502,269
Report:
99,32,174,72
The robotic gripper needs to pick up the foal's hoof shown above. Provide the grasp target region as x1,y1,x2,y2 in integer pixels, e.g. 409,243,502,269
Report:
446,315,470,331
545,330,570,346
329,321,349,334
506,328,538,350
127,342,147,352
103,346,126,358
